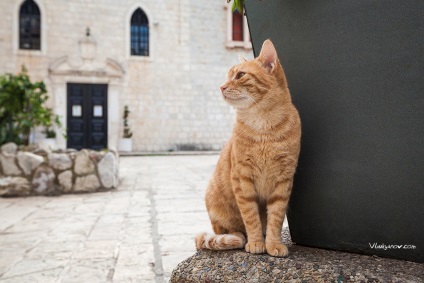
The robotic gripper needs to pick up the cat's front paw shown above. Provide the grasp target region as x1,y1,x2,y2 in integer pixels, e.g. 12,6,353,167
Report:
245,241,266,254
266,242,289,257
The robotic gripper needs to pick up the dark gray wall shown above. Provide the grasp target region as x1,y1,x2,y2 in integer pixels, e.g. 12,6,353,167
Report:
246,0,423,262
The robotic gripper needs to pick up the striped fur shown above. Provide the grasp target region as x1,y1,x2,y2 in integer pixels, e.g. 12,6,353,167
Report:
196,40,301,257
195,232,246,251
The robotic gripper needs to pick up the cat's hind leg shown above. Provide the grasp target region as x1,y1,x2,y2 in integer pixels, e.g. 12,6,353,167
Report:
195,231,246,251
195,219,246,251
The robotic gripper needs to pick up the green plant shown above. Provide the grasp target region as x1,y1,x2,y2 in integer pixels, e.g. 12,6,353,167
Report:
41,108,63,139
0,66,61,145
227,0,244,13
122,105,133,139
42,128,56,138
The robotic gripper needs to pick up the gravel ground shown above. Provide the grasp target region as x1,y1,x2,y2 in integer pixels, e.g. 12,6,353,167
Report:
171,229,424,283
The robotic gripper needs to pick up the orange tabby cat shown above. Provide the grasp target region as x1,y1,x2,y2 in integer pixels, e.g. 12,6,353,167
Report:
195,39,301,257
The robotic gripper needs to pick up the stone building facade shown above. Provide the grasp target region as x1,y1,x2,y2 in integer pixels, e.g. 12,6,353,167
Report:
0,0,253,151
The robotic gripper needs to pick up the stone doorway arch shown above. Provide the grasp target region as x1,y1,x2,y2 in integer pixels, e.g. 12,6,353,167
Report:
48,50,125,150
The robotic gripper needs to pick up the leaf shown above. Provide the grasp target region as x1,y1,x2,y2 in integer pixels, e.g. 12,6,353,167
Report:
237,0,244,14
232,0,237,12
231,0,244,13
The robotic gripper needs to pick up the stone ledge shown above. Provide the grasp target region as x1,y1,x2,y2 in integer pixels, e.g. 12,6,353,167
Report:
0,142,119,197
170,229,423,283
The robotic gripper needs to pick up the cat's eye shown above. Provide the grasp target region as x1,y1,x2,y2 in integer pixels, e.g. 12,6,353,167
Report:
235,72,246,80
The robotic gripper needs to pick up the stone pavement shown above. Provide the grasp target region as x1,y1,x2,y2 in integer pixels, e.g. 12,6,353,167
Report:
0,155,219,283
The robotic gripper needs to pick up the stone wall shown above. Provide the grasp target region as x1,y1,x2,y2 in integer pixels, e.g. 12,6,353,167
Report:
0,0,253,152
0,143,119,197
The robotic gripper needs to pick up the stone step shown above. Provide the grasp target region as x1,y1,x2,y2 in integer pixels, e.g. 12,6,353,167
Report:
171,228,424,283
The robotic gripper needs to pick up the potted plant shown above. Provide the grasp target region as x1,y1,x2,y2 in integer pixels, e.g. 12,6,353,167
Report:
244,0,423,262
37,108,63,150
118,105,133,152
40,127,56,149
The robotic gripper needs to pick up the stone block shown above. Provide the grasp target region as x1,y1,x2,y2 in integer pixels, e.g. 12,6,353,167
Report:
32,166,55,194
98,152,117,188
48,153,73,171
74,150,95,175
89,151,106,163
0,153,22,176
37,143,53,155
0,142,18,155
58,170,73,192
75,174,100,193
17,151,44,175
170,229,424,283
0,177,31,196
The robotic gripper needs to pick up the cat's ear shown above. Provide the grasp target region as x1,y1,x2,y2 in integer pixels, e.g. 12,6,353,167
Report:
239,54,247,63
258,39,278,72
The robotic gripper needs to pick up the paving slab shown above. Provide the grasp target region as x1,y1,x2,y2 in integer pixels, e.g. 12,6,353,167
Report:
0,155,219,283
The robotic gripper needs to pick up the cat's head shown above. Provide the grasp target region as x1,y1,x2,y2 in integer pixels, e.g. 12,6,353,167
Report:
220,39,287,110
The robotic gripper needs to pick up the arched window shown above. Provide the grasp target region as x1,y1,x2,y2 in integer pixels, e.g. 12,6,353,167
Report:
130,8,149,56
19,0,41,50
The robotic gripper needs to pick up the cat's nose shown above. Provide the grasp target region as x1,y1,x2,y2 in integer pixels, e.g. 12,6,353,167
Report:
220,85,228,93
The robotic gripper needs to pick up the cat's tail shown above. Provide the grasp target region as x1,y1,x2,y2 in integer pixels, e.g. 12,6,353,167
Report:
195,232,246,251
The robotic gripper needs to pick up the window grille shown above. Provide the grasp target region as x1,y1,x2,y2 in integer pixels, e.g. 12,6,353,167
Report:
19,0,41,50
130,8,149,56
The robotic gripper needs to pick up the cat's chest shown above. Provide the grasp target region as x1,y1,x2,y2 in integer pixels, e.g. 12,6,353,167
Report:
238,140,288,172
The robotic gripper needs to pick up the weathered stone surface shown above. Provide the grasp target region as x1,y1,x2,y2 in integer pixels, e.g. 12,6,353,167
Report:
89,151,106,163
74,150,95,175
171,228,424,283
48,153,72,171
109,148,119,180
36,143,52,155
0,154,22,176
98,152,118,188
74,174,100,192
32,166,55,194
0,142,18,155
1,147,118,197
58,170,73,192
17,151,44,175
0,177,31,196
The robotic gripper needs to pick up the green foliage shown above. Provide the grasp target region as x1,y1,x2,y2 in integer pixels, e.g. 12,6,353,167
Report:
42,128,56,138
41,110,62,138
228,0,244,13
0,66,62,145
122,105,133,138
